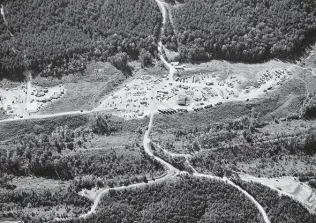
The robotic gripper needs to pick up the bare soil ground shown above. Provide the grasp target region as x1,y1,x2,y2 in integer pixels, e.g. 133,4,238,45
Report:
36,62,127,114
164,47,180,62
88,134,140,149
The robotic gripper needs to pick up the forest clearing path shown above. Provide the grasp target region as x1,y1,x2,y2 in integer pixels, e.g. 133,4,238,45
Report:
79,172,173,219
23,71,32,118
155,0,177,81
152,141,192,159
0,5,6,25
1,4,13,37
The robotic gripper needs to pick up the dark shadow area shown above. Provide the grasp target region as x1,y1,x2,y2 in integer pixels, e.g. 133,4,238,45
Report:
0,67,25,83
122,65,134,77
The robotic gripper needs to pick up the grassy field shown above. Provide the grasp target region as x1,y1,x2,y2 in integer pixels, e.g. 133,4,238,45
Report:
87,114,149,149
32,62,123,87
254,77,306,120
150,94,301,149
181,60,293,82
34,62,127,114
152,101,251,133
0,79,23,89
10,176,71,191
288,65,316,94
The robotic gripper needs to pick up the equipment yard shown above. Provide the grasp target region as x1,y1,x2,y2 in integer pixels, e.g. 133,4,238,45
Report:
93,61,293,119
0,82,65,119
0,63,293,120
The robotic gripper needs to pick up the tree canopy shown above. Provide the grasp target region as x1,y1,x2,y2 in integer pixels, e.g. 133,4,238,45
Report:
0,0,162,78
171,0,316,62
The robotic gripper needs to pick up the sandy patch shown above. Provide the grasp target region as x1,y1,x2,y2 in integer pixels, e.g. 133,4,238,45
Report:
79,187,104,201
241,174,316,213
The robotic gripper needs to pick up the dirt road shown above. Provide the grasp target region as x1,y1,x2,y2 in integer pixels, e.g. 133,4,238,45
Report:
1,4,8,26
53,1,270,221
23,71,32,118
0,109,90,123
80,172,172,218
80,108,179,219
155,0,177,81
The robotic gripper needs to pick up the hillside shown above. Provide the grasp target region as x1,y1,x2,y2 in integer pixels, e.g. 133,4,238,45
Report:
1,0,316,222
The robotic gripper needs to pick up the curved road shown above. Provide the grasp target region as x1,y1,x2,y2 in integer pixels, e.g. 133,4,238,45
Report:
80,110,179,219
2,2,276,222
192,173,270,223
80,172,172,218
150,1,271,222
75,1,271,222
80,107,270,222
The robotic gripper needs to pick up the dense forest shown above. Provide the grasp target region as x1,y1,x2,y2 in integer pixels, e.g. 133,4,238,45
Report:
300,92,316,119
171,0,316,62
0,0,162,78
233,179,316,223
57,176,263,223
0,185,92,222
0,114,166,222
2,0,316,77
0,114,164,186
